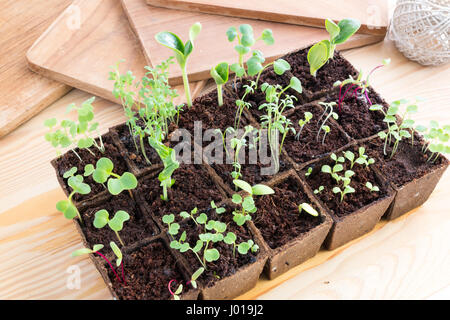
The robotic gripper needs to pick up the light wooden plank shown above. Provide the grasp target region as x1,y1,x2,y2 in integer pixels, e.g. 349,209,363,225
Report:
122,0,384,85
0,0,71,138
1,40,449,300
145,0,389,36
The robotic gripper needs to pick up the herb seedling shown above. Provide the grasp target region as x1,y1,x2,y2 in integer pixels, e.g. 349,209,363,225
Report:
365,181,380,192
149,138,180,201
295,111,313,140
56,169,91,222
87,157,138,196
155,22,202,107
308,18,361,76
93,209,130,246
317,101,338,144
298,203,319,217
231,179,274,226
226,24,274,77
210,62,229,106
334,59,391,111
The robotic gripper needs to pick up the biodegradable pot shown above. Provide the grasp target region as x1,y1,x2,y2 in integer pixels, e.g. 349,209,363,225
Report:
91,236,200,300
248,170,333,279
109,123,163,177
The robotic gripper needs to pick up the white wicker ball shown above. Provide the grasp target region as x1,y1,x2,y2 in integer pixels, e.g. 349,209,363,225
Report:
389,0,450,66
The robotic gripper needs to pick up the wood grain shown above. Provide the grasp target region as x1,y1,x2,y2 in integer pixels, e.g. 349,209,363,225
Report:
122,0,384,85
1,40,449,300
0,0,71,138
26,0,204,107
145,0,389,36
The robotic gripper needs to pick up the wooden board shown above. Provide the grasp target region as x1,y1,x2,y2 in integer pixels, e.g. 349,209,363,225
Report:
0,0,71,138
122,0,384,85
1,40,449,300
146,0,389,36
26,0,204,107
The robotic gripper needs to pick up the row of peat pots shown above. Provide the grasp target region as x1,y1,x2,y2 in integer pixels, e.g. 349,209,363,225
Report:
51,125,448,300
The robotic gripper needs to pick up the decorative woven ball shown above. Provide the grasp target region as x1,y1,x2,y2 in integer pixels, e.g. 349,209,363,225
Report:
389,0,450,66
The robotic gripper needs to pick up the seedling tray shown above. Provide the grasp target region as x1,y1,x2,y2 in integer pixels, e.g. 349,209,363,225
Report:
51,46,448,299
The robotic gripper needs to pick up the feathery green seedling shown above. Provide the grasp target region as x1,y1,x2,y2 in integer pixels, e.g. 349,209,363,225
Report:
148,138,180,201
87,157,138,197
72,244,125,284
317,101,338,144
295,111,313,140
210,62,229,106
334,59,390,111
365,181,380,193
93,209,130,246
298,203,319,217
231,179,274,226
155,22,202,107
308,18,361,76
56,170,91,223
370,99,418,158
226,24,274,77
416,121,450,163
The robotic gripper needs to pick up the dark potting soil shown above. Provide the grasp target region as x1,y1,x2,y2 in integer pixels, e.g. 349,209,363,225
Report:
80,193,158,255
302,147,388,217
284,48,359,93
366,134,448,187
170,205,259,288
322,87,388,139
137,164,224,220
115,122,162,170
54,133,128,202
283,104,350,164
253,175,323,249
108,240,191,300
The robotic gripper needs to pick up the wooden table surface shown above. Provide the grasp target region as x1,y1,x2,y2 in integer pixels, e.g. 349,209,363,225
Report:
0,40,449,299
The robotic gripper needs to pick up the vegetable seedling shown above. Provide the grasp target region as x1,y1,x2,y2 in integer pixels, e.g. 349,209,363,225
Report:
295,111,313,140
210,62,229,106
308,18,361,76
317,102,338,144
416,121,450,162
93,209,130,246
314,186,324,194
56,170,91,223
88,157,138,197
365,181,380,192
344,147,375,169
168,267,204,300
155,22,202,107
298,203,319,217
305,167,313,177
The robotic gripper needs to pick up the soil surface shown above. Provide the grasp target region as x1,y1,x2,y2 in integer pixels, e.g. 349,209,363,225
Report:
367,134,448,187
80,193,158,255
54,133,128,202
167,204,259,289
109,240,191,300
284,48,358,94
137,164,224,220
322,87,388,139
284,104,350,163
254,175,323,249
302,146,388,217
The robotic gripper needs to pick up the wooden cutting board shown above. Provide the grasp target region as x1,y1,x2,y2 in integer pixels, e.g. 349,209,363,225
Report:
27,0,203,107
122,0,384,85
146,0,389,36
0,0,72,138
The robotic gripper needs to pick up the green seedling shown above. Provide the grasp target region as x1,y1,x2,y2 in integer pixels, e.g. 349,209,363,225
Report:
155,22,202,107
210,62,229,106
231,179,274,226
148,138,180,201
321,163,344,183
88,157,138,196
332,184,356,202
229,125,257,181
370,99,418,158
223,232,259,257
305,167,313,177
416,121,450,162
169,267,204,300
344,147,375,169
179,208,199,225
93,209,130,246
308,18,361,76
331,152,345,165
71,243,125,284
298,203,319,217
317,101,338,144
56,170,91,222
314,186,324,194
295,111,313,140
110,241,127,285
226,24,274,77
365,181,380,192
